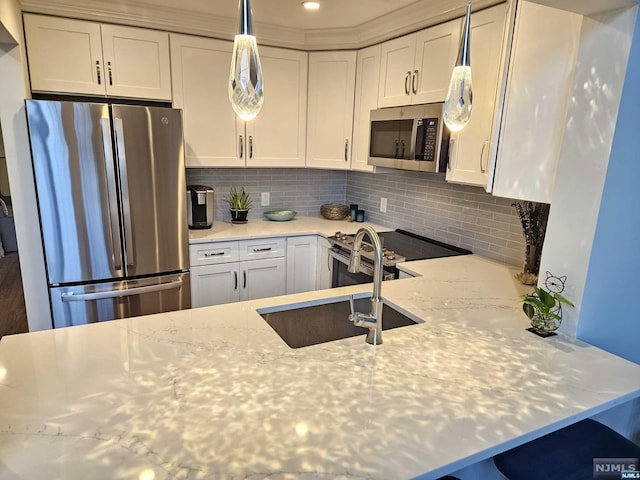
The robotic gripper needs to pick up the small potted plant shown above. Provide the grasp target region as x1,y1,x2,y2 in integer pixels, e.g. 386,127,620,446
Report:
224,186,253,224
522,272,574,336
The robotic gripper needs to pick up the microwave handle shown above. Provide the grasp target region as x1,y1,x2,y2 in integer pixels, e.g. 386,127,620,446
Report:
409,118,419,161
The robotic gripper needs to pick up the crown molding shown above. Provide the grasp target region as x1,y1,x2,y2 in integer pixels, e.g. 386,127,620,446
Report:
19,0,504,50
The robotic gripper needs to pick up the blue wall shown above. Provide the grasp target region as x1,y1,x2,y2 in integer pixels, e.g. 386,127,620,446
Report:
578,11,640,364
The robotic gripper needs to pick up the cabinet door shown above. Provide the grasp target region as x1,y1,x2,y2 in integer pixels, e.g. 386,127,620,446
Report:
491,2,581,203
446,4,507,188
412,19,461,104
245,47,307,167
351,45,381,172
306,51,357,170
101,24,172,100
171,35,243,167
191,264,240,308
240,258,287,301
24,14,104,96
378,34,415,108
316,236,332,291
286,236,318,294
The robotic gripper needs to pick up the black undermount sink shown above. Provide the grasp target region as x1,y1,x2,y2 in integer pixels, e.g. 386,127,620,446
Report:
259,296,419,349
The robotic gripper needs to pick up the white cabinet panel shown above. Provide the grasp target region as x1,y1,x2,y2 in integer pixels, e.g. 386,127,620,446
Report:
316,236,332,291
101,24,171,100
24,14,171,100
307,51,357,169
171,35,242,168
245,47,307,167
351,45,381,172
240,257,287,301
446,4,508,188
377,18,460,108
286,236,318,294
239,237,286,261
24,14,104,96
171,36,306,168
378,35,416,107
491,2,582,203
191,263,240,308
412,20,461,104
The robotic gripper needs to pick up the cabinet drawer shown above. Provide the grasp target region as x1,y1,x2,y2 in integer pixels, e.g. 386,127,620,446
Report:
239,238,286,261
189,241,239,266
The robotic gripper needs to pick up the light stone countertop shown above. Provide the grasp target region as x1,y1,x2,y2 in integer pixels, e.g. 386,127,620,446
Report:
188,215,391,243
1,255,640,479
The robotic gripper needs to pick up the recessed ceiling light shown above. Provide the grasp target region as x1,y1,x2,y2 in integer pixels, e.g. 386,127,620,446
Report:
302,1,320,11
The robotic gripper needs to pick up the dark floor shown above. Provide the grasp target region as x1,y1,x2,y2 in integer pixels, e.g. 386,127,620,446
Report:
0,252,28,339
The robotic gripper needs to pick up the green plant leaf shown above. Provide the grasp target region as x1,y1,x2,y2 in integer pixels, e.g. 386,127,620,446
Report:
554,293,574,308
523,303,535,319
524,297,546,312
538,289,556,309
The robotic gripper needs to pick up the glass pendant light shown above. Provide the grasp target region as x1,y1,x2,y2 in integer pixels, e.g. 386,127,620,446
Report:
443,0,473,132
229,0,264,121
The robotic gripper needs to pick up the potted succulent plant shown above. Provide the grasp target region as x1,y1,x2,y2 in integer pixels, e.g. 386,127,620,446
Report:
224,186,253,224
522,272,574,336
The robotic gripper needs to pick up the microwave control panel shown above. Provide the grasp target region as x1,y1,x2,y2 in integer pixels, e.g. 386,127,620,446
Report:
415,118,438,162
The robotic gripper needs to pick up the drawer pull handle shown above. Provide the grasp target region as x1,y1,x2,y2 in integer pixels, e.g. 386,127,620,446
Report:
204,252,225,257
234,271,238,290
253,247,272,252
96,61,102,85
404,71,411,95
243,270,247,289
107,61,113,86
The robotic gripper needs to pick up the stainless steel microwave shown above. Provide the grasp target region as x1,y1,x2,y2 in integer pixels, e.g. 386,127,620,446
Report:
368,103,450,172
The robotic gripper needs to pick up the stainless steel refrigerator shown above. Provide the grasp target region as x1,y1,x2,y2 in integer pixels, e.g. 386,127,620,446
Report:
26,99,191,328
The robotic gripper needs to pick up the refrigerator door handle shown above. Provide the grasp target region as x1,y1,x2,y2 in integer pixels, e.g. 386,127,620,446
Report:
61,279,184,302
113,117,135,268
100,118,123,271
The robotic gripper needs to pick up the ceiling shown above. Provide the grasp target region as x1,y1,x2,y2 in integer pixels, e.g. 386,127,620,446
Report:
18,0,503,49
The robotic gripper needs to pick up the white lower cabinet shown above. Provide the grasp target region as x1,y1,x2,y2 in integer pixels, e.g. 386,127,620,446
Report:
189,238,286,307
286,236,318,294
191,263,240,307
316,237,332,290
242,258,287,301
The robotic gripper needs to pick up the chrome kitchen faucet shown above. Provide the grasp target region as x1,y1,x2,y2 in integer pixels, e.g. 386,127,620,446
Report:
348,226,384,345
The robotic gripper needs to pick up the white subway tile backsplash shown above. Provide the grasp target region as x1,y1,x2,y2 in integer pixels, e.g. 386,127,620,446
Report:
186,168,528,266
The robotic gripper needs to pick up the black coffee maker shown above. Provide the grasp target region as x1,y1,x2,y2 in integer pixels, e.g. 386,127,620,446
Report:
187,185,214,229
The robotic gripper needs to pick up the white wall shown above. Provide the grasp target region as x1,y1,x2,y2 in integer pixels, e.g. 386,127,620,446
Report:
538,5,638,336
0,0,52,331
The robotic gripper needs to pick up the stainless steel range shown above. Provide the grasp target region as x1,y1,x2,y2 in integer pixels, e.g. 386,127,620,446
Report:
327,229,471,287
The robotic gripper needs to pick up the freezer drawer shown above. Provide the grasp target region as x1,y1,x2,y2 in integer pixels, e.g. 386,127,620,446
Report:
50,273,191,328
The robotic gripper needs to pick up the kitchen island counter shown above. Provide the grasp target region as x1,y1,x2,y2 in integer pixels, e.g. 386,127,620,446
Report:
1,255,639,479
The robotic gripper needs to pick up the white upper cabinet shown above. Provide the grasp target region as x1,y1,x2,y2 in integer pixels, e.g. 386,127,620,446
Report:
445,3,508,188
306,51,357,169
100,25,172,100
351,45,381,172
490,1,582,203
24,14,171,100
171,35,307,168
244,46,308,168
24,15,104,96
378,18,461,108
171,35,242,167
